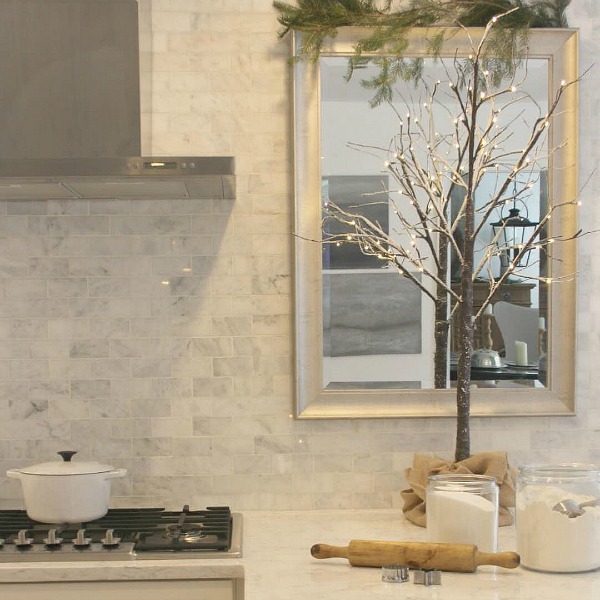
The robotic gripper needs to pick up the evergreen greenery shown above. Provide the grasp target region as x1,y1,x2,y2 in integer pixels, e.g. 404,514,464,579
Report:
274,0,571,101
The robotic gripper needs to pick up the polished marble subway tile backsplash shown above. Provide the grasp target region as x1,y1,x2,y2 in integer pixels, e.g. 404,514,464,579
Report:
0,2,599,511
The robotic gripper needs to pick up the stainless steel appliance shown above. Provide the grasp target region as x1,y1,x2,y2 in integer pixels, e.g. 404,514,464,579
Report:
0,505,242,562
0,0,235,200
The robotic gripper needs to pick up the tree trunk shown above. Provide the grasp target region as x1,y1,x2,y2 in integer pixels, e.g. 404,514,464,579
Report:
434,281,449,389
455,58,479,462
433,254,450,389
434,206,450,389
455,281,473,462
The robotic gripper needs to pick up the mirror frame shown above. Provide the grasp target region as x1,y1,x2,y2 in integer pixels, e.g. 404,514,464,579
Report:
292,27,579,419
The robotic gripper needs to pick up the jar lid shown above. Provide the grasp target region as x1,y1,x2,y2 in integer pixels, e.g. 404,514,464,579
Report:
427,473,498,492
519,463,600,483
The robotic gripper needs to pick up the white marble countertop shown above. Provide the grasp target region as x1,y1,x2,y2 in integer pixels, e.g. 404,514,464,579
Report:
1,509,600,599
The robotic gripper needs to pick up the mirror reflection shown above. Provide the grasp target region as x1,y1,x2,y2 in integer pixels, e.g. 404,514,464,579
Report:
320,56,548,391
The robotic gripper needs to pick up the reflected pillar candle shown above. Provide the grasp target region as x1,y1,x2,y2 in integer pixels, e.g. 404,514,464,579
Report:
515,341,528,366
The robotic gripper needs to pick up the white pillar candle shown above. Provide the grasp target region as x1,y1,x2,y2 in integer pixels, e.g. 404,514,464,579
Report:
515,340,528,366
539,317,546,331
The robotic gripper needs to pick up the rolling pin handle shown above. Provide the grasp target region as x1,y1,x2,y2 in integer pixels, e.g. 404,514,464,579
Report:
311,543,350,559
476,551,520,569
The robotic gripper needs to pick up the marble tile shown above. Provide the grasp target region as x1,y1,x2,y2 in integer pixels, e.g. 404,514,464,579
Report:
0,5,597,514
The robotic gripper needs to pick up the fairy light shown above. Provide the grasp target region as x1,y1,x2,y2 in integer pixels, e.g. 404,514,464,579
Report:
560,79,567,87
511,86,517,92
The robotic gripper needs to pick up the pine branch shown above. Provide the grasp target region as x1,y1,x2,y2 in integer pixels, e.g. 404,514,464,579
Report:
275,0,572,99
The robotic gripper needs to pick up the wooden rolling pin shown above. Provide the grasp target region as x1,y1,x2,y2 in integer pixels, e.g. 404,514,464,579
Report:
311,540,520,573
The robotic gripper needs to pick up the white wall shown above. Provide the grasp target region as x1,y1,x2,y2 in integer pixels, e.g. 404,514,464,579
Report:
0,2,598,511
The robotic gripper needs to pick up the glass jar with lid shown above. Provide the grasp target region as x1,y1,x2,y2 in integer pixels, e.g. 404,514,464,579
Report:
426,474,499,553
517,464,600,572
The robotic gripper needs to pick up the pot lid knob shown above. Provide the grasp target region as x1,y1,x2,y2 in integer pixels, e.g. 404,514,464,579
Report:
57,451,77,462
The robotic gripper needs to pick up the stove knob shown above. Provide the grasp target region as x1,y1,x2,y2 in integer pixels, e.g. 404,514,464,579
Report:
101,529,121,547
14,529,33,548
43,529,63,547
73,529,92,548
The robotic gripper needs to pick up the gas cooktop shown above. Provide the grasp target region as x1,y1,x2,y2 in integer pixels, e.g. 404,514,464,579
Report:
0,506,242,562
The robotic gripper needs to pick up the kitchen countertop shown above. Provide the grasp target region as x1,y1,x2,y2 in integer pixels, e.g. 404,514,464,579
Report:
1,509,600,598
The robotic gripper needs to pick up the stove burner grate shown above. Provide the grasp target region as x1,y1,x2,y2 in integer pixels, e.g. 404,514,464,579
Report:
0,505,233,553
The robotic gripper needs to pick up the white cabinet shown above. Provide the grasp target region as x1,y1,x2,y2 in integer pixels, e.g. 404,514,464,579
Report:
0,578,244,600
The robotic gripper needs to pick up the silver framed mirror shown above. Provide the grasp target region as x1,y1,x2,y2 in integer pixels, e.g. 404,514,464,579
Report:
292,27,578,418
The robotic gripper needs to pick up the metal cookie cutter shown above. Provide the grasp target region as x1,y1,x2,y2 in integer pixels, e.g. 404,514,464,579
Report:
413,569,442,586
381,564,410,583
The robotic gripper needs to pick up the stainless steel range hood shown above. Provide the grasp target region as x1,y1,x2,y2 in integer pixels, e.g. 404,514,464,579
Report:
0,0,235,201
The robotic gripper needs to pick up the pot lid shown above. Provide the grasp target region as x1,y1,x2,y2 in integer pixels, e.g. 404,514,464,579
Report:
18,451,115,476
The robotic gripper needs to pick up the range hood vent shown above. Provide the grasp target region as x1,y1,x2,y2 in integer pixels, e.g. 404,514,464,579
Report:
0,0,235,201
0,157,235,201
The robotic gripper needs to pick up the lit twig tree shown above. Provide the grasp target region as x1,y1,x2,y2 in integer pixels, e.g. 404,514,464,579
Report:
320,15,581,462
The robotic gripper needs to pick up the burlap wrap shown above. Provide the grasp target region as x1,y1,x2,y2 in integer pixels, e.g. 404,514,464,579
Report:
401,452,516,527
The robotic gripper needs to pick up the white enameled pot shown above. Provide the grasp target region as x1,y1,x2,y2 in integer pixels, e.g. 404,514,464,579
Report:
6,451,127,523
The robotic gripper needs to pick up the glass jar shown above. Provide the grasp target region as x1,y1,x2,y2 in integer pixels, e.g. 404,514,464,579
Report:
426,474,499,553
516,464,600,573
